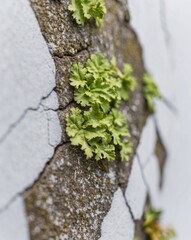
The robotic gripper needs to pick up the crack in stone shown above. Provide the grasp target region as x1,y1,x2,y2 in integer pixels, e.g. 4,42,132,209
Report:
0,90,74,146
0,90,55,145
160,95,178,115
136,153,150,194
122,190,136,223
159,0,171,47
0,195,19,216
45,110,55,148
52,47,90,58
0,142,68,216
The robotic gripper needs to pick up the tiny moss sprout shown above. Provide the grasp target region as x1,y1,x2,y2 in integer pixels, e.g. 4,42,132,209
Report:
68,0,106,27
66,54,136,161
143,73,160,114
142,207,176,240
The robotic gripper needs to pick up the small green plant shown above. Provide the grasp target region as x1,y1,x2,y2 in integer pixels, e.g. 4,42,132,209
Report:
68,0,106,27
66,54,136,161
143,207,176,240
143,73,160,114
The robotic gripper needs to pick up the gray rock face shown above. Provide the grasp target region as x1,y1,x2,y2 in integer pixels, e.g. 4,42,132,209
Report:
23,0,149,239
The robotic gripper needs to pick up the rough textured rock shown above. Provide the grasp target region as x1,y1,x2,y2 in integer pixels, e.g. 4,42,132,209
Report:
24,0,148,239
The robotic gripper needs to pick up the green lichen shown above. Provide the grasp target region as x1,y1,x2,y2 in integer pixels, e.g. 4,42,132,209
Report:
143,73,160,114
66,54,136,161
68,0,106,27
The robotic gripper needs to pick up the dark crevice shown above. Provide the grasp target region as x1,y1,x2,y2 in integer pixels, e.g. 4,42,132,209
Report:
153,118,168,188
121,190,135,222
52,47,90,58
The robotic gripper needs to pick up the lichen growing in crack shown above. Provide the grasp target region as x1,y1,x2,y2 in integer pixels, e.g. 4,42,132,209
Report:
24,0,147,239
134,204,176,240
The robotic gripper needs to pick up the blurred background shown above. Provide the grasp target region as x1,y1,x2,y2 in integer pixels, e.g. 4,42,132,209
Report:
129,0,191,239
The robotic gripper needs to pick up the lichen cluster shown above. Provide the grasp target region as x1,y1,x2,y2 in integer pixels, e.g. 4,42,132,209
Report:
143,73,160,114
66,54,136,161
136,207,176,240
68,0,106,27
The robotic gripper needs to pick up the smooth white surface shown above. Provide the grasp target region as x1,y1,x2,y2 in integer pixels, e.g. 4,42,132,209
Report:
0,106,61,208
129,0,191,238
143,155,160,209
137,117,157,166
99,188,135,240
0,0,61,238
0,197,29,240
0,0,55,141
125,156,147,220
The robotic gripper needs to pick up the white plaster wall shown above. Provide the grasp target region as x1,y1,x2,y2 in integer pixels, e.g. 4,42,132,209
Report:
99,188,135,240
129,0,191,239
0,0,61,239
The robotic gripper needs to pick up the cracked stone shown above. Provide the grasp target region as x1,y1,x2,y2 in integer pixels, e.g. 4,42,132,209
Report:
99,188,135,240
41,91,59,111
23,0,148,238
0,0,56,141
125,156,147,220
0,107,60,209
24,144,118,240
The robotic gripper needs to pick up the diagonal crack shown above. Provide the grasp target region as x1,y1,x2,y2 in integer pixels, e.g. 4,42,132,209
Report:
0,90,55,145
136,153,150,193
0,90,74,146
122,190,136,222
160,95,178,115
0,142,69,215
159,0,171,47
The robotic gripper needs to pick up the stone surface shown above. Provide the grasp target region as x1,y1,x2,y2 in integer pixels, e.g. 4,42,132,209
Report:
143,155,161,209
0,197,29,240
24,0,148,239
0,0,56,142
0,107,61,209
99,188,135,240
0,0,61,237
125,156,147,220
137,117,157,167
24,144,118,240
